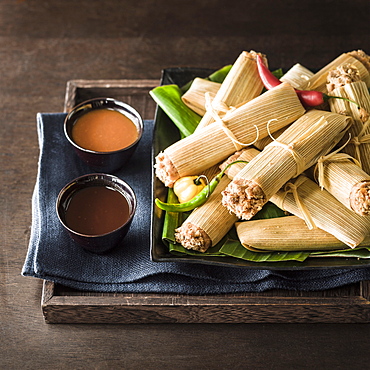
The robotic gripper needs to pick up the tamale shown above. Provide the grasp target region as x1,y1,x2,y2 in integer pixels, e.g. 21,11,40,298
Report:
314,152,370,216
175,148,259,253
174,176,237,252
155,82,305,187
270,175,370,248
327,64,370,174
280,63,314,90
235,216,348,251
181,78,221,116
195,50,266,130
221,110,352,220
305,51,370,93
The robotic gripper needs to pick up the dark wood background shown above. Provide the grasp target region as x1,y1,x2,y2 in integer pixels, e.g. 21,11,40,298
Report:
1,0,370,368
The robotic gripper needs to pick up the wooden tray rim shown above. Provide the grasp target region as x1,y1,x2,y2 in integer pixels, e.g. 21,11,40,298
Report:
64,78,160,112
40,78,370,324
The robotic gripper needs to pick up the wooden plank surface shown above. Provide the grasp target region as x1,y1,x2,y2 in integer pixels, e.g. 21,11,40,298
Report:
3,1,370,368
39,79,370,324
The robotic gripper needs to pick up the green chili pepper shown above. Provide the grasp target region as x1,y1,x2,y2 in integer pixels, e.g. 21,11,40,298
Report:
155,160,248,212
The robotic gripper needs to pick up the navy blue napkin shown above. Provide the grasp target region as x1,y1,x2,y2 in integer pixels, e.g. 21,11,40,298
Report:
22,113,370,293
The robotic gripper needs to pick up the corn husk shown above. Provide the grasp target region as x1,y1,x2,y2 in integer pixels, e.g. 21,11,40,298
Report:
253,126,288,150
314,154,370,216
195,50,266,130
181,78,221,116
155,82,305,187
270,175,370,248
220,147,260,178
328,80,370,174
174,176,237,252
202,163,222,181
305,53,370,93
236,216,347,251
221,110,352,220
280,63,314,89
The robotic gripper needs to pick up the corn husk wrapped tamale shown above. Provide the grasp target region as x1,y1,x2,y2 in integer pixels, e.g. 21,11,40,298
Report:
235,216,348,251
155,82,305,187
305,51,370,93
175,148,259,252
269,175,370,248
280,63,314,90
174,176,237,252
181,78,221,116
221,110,352,220
314,153,370,216
326,65,370,174
195,50,267,131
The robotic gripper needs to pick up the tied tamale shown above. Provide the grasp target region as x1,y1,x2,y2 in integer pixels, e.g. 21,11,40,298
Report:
221,109,352,220
155,82,305,187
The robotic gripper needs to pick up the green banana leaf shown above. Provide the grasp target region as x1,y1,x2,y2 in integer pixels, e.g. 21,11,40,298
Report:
249,201,286,220
310,247,370,259
272,68,284,79
149,84,201,137
169,241,226,257
208,65,233,82
219,237,310,262
161,188,185,244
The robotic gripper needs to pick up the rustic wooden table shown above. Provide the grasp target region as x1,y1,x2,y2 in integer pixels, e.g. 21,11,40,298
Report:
2,0,370,368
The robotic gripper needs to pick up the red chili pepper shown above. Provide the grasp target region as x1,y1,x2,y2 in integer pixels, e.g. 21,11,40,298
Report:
256,55,282,89
256,55,359,108
295,90,326,106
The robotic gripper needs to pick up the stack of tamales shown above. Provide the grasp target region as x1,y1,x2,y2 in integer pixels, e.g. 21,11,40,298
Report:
154,49,370,255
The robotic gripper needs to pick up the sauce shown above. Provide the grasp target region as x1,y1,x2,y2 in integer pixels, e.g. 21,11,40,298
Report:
65,185,131,235
72,109,138,152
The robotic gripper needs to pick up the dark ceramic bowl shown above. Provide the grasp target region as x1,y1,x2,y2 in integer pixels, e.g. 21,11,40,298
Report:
56,173,137,254
64,97,143,173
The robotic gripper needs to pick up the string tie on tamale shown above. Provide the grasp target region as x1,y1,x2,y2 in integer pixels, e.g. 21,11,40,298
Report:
204,92,231,112
266,119,306,177
278,176,317,230
315,134,359,190
205,92,259,151
351,116,370,167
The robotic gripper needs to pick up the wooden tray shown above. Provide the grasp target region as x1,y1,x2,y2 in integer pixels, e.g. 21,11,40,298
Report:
41,79,370,324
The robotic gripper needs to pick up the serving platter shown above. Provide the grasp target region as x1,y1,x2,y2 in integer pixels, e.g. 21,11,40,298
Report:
150,68,370,270
39,77,370,324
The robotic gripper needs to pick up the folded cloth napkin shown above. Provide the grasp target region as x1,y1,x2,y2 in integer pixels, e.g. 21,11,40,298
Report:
22,113,370,293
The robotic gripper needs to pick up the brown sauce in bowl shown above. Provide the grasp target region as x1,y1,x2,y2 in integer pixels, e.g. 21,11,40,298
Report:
64,185,131,236
72,109,138,152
